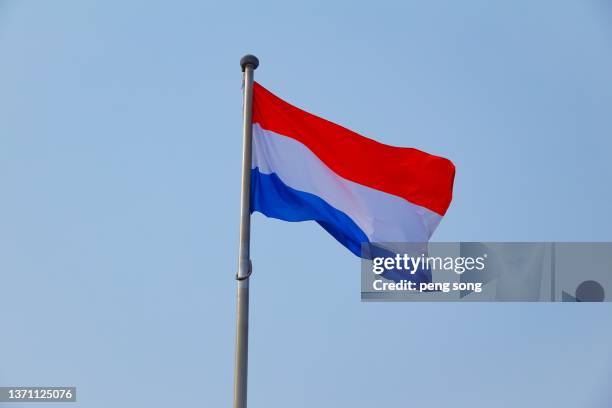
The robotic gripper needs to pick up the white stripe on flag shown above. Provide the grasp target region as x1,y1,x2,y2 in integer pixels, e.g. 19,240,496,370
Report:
252,124,442,242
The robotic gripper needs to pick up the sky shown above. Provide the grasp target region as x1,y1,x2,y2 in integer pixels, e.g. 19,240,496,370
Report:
1,1,612,407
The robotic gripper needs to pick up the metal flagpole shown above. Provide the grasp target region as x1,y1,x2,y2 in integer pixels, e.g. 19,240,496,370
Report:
234,54,259,408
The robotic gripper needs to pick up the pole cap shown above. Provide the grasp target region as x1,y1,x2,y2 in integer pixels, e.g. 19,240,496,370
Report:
240,54,259,71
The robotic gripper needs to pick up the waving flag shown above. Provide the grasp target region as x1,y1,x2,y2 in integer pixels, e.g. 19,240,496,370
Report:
250,82,455,257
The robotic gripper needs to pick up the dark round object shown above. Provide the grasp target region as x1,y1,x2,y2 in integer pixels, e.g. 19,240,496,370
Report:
240,54,259,71
575,280,605,302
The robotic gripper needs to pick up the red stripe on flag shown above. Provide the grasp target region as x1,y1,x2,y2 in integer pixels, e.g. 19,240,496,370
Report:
252,82,455,216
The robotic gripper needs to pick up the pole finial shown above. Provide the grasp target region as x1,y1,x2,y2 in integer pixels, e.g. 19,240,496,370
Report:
240,54,259,71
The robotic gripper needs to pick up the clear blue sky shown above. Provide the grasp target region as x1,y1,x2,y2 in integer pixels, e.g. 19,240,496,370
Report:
1,1,611,407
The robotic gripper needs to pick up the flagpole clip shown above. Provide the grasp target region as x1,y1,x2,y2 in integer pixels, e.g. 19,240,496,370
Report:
236,259,253,281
